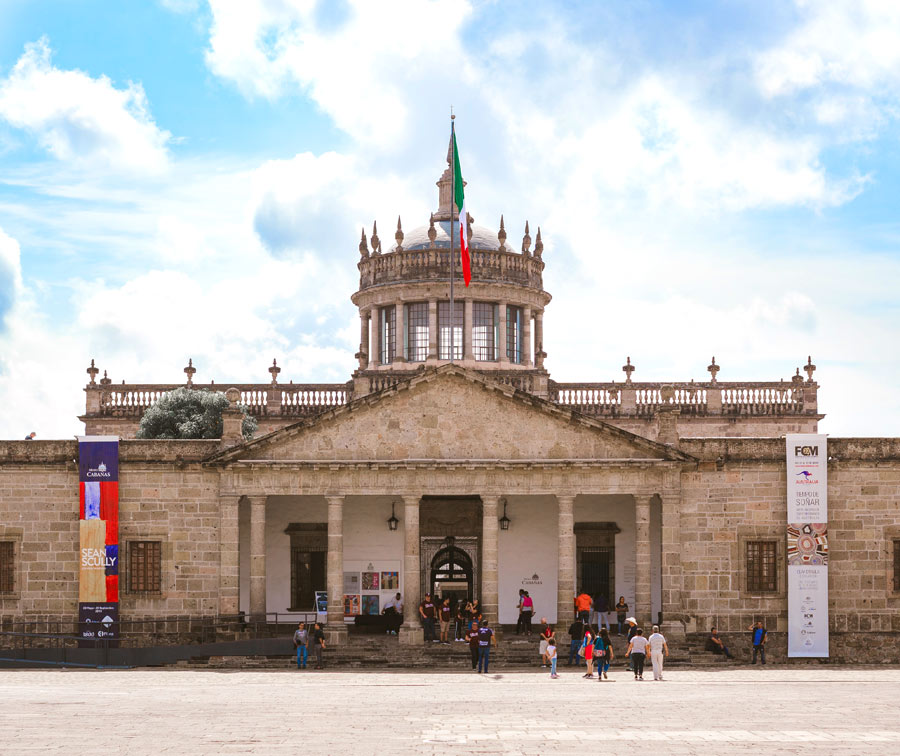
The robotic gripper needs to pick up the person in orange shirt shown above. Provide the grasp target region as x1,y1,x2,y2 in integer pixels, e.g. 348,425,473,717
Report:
574,590,592,623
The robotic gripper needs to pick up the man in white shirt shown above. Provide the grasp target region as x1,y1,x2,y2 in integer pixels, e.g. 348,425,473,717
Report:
382,592,403,635
647,624,669,681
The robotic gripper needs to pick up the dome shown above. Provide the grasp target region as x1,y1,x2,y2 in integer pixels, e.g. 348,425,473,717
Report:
391,220,506,252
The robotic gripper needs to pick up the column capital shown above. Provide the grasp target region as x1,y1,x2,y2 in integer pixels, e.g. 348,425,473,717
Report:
324,495,345,506
480,494,503,506
246,494,268,506
555,494,576,510
399,494,421,507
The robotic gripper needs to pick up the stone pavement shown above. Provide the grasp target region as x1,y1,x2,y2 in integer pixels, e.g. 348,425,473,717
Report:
2,667,899,755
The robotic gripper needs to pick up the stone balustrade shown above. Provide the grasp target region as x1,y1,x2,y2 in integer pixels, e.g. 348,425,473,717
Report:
549,380,818,417
86,382,352,419
358,246,544,291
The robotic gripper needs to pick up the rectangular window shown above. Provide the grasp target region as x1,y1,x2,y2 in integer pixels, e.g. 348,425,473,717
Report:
894,540,900,592
746,540,777,593
0,542,13,594
438,301,463,360
406,302,429,362
472,302,498,361
506,305,522,364
128,541,162,594
379,305,395,365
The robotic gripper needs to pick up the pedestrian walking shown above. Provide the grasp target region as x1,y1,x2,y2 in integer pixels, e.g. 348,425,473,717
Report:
382,592,403,635
749,620,768,664
469,599,483,629
581,626,595,678
419,594,437,642
548,638,559,678
615,596,628,635
626,627,648,680
596,594,611,632
292,621,308,669
574,589,592,623
521,591,534,635
439,597,452,643
706,627,734,659
476,619,496,673
648,624,668,680
24,432,36,440
594,627,614,681
567,618,584,666
515,589,526,634
311,622,326,669
624,616,638,670
465,621,480,669
538,618,554,667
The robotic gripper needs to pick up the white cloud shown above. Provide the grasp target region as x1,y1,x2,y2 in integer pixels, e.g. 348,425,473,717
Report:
205,0,470,146
0,38,171,174
0,226,23,330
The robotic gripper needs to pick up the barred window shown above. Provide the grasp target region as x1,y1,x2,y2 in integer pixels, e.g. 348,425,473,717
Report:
405,302,429,362
472,302,498,361
438,301,463,360
894,540,900,592
379,306,395,365
506,305,522,364
746,541,777,593
0,542,13,594
128,541,162,594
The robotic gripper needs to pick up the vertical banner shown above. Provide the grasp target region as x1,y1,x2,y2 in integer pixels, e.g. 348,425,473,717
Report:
786,434,828,657
78,436,119,647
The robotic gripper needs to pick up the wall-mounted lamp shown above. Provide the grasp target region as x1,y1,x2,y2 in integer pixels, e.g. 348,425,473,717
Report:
499,499,511,531
387,501,399,531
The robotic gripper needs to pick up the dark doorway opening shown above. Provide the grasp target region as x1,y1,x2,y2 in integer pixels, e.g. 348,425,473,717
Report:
430,539,474,612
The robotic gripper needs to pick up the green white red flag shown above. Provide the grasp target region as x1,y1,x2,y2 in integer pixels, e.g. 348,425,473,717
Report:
451,127,471,286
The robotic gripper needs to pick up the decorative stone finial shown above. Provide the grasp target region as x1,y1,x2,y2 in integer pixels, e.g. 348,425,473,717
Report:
622,356,635,384
498,215,507,251
371,221,380,255
224,387,241,404
359,227,369,258
86,359,99,385
268,358,281,385
100,370,111,387
395,216,404,251
428,213,437,244
522,220,532,255
804,355,816,383
792,367,804,384
534,226,543,258
707,356,720,383
184,358,196,386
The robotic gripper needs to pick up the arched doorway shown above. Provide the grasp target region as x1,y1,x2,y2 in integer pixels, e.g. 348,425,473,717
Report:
429,538,474,612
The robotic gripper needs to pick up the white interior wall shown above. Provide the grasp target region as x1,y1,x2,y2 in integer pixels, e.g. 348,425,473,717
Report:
342,496,403,617
497,495,559,624
264,496,326,614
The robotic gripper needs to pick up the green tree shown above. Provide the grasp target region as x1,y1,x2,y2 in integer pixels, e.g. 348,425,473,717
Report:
136,387,257,440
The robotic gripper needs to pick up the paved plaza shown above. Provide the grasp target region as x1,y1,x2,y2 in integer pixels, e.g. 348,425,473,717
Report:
2,667,900,755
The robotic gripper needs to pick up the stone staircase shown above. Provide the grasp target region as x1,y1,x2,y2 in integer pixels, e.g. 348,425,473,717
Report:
166,627,734,671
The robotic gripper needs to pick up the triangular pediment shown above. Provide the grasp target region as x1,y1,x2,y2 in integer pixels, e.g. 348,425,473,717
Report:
207,365,692,465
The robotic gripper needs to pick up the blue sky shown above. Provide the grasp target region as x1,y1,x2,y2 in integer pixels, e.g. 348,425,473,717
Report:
0,0,899,438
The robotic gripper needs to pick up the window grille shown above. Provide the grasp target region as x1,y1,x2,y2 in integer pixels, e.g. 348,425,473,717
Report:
894,540,900,592
438,301,463,360
506,305,522,364
379,306,395,365
128,541,162,594
746,540,777,593
405,303,429,362
472,302,498,361
0,542,13,593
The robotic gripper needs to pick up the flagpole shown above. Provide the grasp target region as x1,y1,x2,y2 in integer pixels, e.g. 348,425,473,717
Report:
449,115,456,365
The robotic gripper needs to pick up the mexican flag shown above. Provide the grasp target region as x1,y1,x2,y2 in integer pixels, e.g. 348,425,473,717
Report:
451,128,471,286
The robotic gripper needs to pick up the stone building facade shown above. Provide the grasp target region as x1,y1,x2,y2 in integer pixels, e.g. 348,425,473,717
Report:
2,150,899,660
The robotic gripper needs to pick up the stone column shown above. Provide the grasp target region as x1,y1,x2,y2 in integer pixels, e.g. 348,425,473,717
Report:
248,495,267,620
523,306,533,367
218,493,241,617
399,495,422,645
325,496,347,644
481,496,501,627
498,301,508,363
635,495,653,628
659,492,685,640
394,301,406,363
463,298,474,361
556,494,576,626
534,310,545,368
358,309,370,370
427,299,438,361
